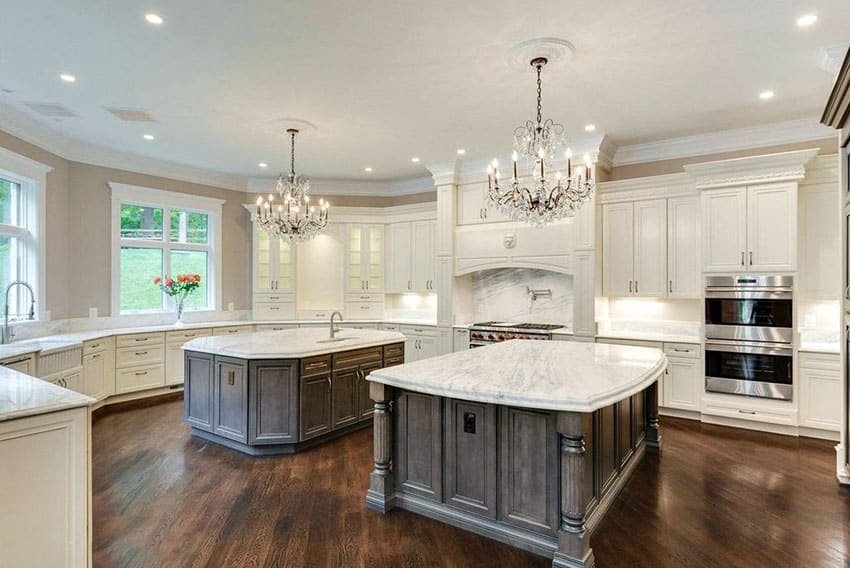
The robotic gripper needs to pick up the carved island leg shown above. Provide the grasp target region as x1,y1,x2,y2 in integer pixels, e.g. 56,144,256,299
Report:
365,382,396,513
645,380,662,454
553,412,596,568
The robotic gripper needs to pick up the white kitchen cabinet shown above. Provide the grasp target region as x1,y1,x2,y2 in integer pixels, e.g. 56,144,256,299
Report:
453,328,469,351
0,353,36,376
667,196,701,298
799,184,840,299
602,199,667,297
0,407,89,568
385,220,436,293
662,343,702,412
82,338,115,400
798,352,841,431
252,223,295,294
399,325,439,361
456,182,510,225
165,328,211,386
702,183,796,273
345,224,384,293
46,367,83,393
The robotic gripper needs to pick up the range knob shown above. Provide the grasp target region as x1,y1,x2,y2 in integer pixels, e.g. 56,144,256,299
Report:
497,334,505,341
487,334,494,340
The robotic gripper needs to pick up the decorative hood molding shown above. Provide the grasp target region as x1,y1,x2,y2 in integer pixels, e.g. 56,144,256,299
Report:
683,148,819,190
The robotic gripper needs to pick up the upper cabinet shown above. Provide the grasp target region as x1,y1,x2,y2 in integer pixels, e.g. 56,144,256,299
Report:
456,182,511,225
386,220,436,293
345,224,384,293
702,183,796,273
667,196,701,298
252,224,295,294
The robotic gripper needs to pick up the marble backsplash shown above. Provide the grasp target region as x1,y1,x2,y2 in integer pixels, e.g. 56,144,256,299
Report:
472,268,573,327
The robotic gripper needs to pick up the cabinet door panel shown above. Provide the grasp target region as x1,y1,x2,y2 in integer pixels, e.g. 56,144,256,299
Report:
396,391,442,501
748,183,797,271
702,188,747,272
663,358,701,411
331,368,359,429
634,199,668,297
667,196,700,298
457,183,486,225
213,358,248,443
445,399,497,518
411,221,435,292
386,222,412,293
417,336,439,361
602,202,634,297
365,225,384,292
300,374,332,440
253,224,279,293
184,352,214,432
248,361,298,444
346,225,365,292
83,352,108,400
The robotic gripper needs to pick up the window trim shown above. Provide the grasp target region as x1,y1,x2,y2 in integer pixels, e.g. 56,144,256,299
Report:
109,182,224,316
0,146,50,321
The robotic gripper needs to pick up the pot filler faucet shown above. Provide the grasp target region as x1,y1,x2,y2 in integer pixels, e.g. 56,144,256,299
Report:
3,280,36,344
329,311,344,339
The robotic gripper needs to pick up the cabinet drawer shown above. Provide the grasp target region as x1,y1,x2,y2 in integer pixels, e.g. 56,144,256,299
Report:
701,397,796,426
799,352,840,371
253,302,296,320
597,337,663,350
115,364,165,394
297,310,334,320
383,343,404,359
344,301,384,319
255,324,298,332
380,323,400,331
117,344,164,368
116,332,164,348
333,347,382,370
301,355,331,377
344,293,383,303
384,356,404,368
254,292,294,303
399,324,438,337
165,328,212,344
663,343,701,359
83,336,114,355
212,325,255,336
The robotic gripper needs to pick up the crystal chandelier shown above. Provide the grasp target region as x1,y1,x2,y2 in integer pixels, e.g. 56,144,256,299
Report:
487,57,595,226
255,128,329,241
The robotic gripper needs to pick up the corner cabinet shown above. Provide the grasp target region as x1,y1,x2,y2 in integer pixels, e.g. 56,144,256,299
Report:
345,224,384,293
702,183,797,273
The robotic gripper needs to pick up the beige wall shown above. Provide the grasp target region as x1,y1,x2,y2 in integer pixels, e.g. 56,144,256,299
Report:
608,138,838,180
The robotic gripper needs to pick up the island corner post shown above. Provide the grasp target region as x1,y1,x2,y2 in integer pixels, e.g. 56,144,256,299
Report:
365,367,663,568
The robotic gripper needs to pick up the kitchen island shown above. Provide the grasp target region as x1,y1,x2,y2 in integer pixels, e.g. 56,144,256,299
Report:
182,327,405,455
365,340,666,568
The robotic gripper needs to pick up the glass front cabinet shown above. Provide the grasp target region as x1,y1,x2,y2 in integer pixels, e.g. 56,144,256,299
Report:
252,223,295,295
345,224,384,294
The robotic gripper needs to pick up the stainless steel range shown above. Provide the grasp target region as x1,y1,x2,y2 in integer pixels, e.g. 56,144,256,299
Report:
468,322,562,348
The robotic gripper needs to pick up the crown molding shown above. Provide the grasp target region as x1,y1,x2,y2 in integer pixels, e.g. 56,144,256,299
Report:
684,148,819,190
597,172,695,203
821,47,850,129
245,175,434,197
614,118,834,167
427,160,460,186
0,145,53,176
798,153,840,186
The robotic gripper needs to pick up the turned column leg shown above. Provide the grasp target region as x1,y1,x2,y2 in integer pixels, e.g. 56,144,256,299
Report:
365,382,396,513
553,412,596,568
645,380,662,454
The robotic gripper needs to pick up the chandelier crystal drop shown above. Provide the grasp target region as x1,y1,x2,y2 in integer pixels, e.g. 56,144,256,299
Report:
488,57,595,226
255,128,328,241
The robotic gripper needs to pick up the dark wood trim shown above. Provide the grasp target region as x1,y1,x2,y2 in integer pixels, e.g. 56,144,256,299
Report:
822,47,850,128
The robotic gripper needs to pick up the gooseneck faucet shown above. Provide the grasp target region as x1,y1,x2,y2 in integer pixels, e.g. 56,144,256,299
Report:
3,280,36,344
329,311,343,338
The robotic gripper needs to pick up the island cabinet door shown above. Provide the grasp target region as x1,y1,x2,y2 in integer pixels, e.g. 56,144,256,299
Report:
300,374,332,440
331,368,360,429
444,399,497,518
213,357,248,443
395,391,443,502
184,352,214,432
248,361,298,444
497,407,559,536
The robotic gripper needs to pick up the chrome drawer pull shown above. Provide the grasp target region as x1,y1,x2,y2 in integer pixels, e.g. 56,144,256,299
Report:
135,371,148,376
737,409,756,415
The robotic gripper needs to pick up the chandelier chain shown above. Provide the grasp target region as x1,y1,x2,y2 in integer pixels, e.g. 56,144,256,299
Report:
536,63,543,128
289,130,296,176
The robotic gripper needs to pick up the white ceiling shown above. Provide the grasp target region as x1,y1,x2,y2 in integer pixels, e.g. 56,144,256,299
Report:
0,0,847,183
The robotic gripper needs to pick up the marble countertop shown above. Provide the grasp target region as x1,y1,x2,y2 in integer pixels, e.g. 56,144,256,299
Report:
0,366,94,422
596,330,701,344
182,328,407,359
368,340,667,413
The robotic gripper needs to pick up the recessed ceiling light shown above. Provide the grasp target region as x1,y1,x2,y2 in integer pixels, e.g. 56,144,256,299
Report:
759,90,775,100
364,167,373,173
258,162,268,168
584,124,596,132
145,13,164,25
411,157,420,163
143,134,155,140
59,74,76,83
796,13,817,27
456,148,466,155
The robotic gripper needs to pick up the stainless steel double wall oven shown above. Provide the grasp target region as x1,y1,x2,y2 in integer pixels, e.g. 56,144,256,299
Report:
704,275,794,401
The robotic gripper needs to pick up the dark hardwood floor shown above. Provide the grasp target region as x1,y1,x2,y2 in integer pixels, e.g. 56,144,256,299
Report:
93,398,850,568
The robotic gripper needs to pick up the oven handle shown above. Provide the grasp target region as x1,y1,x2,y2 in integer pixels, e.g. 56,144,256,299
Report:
704,339,793,356
705,289,792,300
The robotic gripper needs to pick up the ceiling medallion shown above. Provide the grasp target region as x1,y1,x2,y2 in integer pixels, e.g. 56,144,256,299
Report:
255,128,328,242
488,55,594,226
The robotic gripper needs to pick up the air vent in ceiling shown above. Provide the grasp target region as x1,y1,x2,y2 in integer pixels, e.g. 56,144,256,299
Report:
106,107,156,122
21,101,78,118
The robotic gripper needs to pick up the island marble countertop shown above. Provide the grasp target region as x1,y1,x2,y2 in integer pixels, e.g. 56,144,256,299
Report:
0,366,94,422
182,328,407,359
368,340,667,413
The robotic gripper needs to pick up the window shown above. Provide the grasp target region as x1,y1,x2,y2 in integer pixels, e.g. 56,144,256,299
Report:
110,184,223,314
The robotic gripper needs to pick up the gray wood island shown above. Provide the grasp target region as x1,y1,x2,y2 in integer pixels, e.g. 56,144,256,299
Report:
364,340,667,568
181,327,405,455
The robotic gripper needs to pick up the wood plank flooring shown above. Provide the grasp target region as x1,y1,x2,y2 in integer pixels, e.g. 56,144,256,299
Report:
92,398,850,567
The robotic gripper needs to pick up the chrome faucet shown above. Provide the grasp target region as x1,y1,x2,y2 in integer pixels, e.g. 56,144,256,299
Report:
3,280,36,344
329,311,344,338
